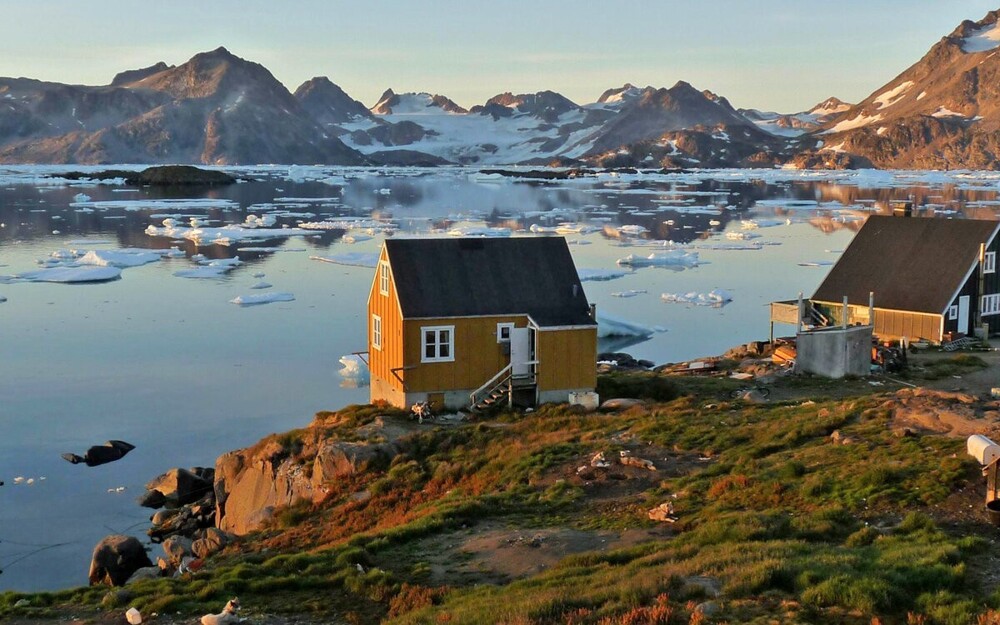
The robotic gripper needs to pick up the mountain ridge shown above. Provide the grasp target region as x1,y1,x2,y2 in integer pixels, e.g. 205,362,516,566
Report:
4,10,1000,168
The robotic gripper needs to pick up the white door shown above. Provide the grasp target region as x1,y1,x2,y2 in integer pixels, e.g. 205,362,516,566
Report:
510,328,531,377
958,295,970,335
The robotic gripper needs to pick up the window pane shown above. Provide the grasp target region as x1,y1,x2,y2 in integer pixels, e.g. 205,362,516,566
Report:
440,344,449,358
425,344,435,358
440,330,450,344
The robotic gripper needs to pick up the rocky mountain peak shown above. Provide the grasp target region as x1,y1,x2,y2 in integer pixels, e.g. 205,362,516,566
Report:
597,83,639,104
110,61,171,87
295,76,372,124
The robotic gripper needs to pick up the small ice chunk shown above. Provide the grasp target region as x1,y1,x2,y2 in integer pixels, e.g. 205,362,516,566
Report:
73,193,91,203
612,290,647,298
617,250,699,268
310,253,379,268
230,292,295,306
250,281,272,289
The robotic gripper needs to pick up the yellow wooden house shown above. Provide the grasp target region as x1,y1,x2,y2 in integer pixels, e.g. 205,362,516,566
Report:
367,237,598,411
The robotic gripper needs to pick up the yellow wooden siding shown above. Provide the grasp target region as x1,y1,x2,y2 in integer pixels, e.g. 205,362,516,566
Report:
367,248,404,391
402,315,527,392
536,327,597,391
815,300,942,343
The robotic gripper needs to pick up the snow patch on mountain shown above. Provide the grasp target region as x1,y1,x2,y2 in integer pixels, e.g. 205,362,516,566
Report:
873,81,914,109
962,20,1000,53
826,112,882,134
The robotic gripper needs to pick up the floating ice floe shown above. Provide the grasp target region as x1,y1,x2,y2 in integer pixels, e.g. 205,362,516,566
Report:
174,257,242,279
299,218,395,233
250,281,272,289
446,226,511,237
230,292,295,306
798,260,834,267
578,268,629,282
338,354,370,387
310,253,379,268
725,231,760,240
661,289,733,307
145,218,308,245
612,290,648,298
529,223,599,235
15,266,122,283
616,250,700,268
76,249,164,268
597,312,657,338
741,218,788,229
74,198,239,211
343,233,373,243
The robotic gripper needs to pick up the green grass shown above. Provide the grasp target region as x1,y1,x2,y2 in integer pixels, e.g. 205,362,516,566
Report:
2,378,996,624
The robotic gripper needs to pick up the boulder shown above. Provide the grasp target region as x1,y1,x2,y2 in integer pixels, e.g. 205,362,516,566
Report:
88,535,153,586
599,398,647,412
215,418,402,535
161,536,193,569
192,528,232,559
125,566,161,585
142,467,214,509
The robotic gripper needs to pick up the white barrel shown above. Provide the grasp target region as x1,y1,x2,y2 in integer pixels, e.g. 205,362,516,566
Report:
968,434,1000,465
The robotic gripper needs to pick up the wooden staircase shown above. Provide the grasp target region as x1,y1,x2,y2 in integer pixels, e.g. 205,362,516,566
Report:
469,364,512,412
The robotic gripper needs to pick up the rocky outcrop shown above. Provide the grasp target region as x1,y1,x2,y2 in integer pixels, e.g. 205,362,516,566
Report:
214,415,407,535
88,535,152,586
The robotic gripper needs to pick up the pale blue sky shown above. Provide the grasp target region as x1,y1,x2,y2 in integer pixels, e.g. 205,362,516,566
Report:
1,1,996,112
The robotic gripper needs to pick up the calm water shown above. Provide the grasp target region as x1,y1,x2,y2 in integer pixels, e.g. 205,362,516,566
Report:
1,165,998,591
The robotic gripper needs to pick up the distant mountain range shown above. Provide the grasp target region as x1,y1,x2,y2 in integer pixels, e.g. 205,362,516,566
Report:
3,9,1000,169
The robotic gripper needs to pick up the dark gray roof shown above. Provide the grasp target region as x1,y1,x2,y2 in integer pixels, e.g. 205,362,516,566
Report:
385,237,595,327
813,215,998,314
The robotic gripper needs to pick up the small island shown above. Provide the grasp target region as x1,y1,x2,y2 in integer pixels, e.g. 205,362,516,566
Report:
55,165,238,187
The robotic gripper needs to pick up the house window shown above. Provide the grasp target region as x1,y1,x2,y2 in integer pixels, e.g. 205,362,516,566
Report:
421,326,454,362
986,252,997,274
982,294,1000,316
496,322,515,343
949,305,958,321
372,314,382,350
379,261,390,296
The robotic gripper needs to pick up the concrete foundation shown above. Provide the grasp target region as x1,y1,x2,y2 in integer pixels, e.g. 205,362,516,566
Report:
795,325,872,379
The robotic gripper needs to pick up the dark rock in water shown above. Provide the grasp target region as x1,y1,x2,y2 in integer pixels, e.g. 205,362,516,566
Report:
58,165,237,186
89,535,152,586
597,352,654,370
137,489,167,509
142,467,214,509
62,440,135,467
133,165,237,186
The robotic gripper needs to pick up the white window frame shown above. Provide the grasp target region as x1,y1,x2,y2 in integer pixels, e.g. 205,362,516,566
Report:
421,325,455,363
986,251,997,274
496,322,515,343
372,314,382,351
948,305,958,321
379,260,390,296
982,293,1000,316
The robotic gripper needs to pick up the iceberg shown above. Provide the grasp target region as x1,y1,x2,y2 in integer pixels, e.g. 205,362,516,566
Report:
597,312,655,339
76,249,163,268
578,268,628,282
661,289,733,307
338,354,370,387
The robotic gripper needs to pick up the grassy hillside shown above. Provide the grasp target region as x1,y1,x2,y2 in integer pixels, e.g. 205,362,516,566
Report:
4,365,999,625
